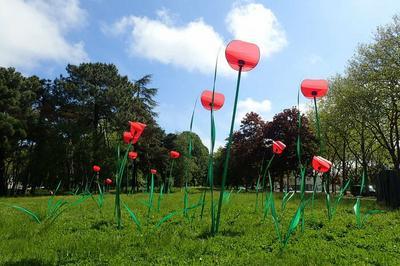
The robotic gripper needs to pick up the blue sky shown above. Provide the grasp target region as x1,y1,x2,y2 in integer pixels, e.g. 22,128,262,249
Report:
1,0,400,148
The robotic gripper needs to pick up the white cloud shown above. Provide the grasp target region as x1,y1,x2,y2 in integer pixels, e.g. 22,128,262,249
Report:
107,11,231,76
307,54,323,65
0,0,88,69
105,2,286,76
237,97,272,122
225,3,287,58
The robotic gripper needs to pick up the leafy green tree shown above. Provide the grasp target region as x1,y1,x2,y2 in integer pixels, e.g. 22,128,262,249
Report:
0,67,41,195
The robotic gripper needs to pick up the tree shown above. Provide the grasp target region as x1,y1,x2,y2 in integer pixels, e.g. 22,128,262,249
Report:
0,67,41,195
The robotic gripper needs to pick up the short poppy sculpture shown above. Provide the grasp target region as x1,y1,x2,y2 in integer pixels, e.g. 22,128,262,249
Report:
128,151,138,194
301,79,329,154
105,178,112,185
167,151,180,193
148,168,157,218
199,52,227,233
262,140,286,218
215,40,260,234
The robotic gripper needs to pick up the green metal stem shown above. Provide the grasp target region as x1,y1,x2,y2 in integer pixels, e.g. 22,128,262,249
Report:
215,65,243,233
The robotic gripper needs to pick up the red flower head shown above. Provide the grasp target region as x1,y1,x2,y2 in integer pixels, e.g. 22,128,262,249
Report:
104,178,112,185
201,90,225,111
312,156,332,173
93,165,101,172
150,169,157,175
129,121,147,144
301,79,329,99
272,140,286,155
225,40,260,72
123,131,134,144
128,151,138,160
170,151,180,159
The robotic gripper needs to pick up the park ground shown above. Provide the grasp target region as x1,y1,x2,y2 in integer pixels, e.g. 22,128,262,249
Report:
0,190,399,265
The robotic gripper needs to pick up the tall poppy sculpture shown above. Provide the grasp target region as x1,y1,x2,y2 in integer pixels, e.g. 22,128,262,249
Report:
167,151,180,193
215,40,260,234
200,89,225,233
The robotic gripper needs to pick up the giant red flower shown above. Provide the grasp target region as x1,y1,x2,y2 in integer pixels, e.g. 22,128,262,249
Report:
301,79,329,99
225,40,260,72
150,169,157,175
129,121,147,144
123,131,134,144
128,151,138,160
272,140,286,155
93,165,101,172
201,90,225,111
170,151,180,159
312,156,332,173
104,178,112,185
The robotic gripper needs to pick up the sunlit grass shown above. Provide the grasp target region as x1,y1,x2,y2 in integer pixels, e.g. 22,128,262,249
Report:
0,191,398,265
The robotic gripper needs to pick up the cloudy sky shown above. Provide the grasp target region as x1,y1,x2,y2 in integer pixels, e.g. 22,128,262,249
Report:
1,0,400,148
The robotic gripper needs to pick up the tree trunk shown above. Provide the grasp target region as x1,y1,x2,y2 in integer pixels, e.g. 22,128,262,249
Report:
279,176,284,192
0,150,6,196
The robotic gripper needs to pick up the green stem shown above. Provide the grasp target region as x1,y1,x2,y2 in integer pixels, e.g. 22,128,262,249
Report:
168,160,175,193
148,173,154,219
313,96,323,155
215,65,243,233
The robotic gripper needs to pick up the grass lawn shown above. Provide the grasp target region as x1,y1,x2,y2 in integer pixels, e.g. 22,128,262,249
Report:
0,190,398,265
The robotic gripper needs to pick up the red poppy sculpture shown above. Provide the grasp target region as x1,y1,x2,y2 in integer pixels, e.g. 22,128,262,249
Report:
105,178,112,185
300,79,329,155
128,151,138,160
312,156,332,173
123,131,134,144
167,151,180,193
169,151,180,159
300,79,329,99
129,122,147,144
150,169,157,175
225,40,260,72
201,90,225,111
93,165,101,172
272,140,286,155
214,40,260,234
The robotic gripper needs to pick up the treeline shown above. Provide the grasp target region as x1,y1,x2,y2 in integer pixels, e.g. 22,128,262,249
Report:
214,110,318,191
318,15,400,185
0,63,208,196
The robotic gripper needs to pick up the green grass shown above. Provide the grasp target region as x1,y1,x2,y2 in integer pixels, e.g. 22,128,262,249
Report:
0,190,398,265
